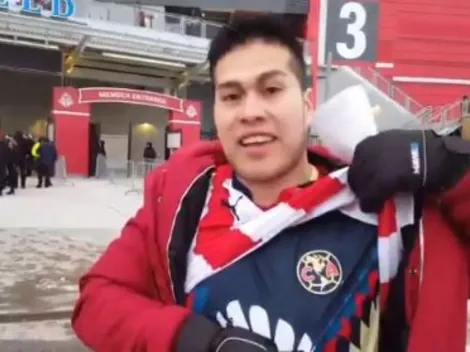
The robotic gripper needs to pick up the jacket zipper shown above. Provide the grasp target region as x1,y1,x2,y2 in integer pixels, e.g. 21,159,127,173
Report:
165,165,215,302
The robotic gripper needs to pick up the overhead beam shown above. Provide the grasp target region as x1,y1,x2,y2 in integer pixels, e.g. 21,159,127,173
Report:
75,35,90,55
63,35,90,74
176,61,209,91
78,59,183,78
67,67,175,89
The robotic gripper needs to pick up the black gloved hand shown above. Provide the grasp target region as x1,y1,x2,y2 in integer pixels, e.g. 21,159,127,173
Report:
348,129,470,212
176,315,278,352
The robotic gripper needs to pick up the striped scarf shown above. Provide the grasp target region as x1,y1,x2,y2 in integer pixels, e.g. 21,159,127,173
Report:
185,164,414,309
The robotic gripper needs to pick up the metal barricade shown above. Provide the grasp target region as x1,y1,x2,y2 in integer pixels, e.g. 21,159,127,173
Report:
125,160,161,195
99,158,163,195
54,156,75,186
95,154,108,179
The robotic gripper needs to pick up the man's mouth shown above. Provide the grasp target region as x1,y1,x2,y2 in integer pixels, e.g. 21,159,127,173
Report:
239,134,276,147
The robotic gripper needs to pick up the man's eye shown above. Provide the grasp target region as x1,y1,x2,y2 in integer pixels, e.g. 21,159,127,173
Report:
265,87,281,95
222,94,240,102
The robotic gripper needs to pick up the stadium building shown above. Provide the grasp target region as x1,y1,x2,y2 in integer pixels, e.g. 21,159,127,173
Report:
0,0,468,176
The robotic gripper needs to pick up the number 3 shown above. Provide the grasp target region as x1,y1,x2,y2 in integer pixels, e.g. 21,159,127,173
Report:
336,2,367,59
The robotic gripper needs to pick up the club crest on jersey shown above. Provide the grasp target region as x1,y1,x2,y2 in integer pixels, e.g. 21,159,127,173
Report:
297,250,343,295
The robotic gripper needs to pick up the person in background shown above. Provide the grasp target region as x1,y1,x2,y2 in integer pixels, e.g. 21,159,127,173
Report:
143,141,157,175
0,131,11,196
24,134,34,177
13,131,29,188
99,140,106,157
462,95,470,118
461,96,470,141
143,142,157,162
31,137,42,185
1,134,18,195
36,137,57,188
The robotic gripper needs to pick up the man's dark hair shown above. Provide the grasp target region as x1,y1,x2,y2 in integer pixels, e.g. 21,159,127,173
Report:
207,15,306,88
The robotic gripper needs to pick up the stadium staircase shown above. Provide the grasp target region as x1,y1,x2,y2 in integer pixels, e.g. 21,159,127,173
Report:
317,65,462,133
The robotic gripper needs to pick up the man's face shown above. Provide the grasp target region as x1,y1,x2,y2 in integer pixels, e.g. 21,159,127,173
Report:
213,40,312,182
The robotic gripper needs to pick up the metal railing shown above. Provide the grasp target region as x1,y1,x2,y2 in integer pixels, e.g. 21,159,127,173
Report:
84,4,313,62
83,3,224,40
351,66,427,116
96,156,164,194
432,100,462,121
54,155,75,186
421,100,463,132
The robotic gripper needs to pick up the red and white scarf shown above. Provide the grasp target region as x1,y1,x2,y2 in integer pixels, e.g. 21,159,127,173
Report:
186,164,414,307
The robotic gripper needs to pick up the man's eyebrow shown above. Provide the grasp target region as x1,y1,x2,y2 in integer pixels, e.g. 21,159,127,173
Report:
216,70,288,91
216,81,242,91
257,69,288,81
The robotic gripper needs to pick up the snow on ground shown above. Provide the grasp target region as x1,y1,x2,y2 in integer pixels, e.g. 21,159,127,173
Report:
0,178,142,229
0,178,143,347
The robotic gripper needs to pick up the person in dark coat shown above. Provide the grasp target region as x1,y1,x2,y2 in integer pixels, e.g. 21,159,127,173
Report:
24,134,34,177
143,142,157,175
0,132,9,196
13,131,29,188
0,134,17,195
99,140,106,157
143,142,157,162
37,137,57,188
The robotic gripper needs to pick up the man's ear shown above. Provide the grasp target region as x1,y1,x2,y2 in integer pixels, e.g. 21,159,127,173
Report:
303,88,314,128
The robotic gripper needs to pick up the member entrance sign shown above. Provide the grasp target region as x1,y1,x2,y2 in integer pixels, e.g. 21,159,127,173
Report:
0,0,76,19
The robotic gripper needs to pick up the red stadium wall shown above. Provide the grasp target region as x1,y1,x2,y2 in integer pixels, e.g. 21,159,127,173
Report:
376,0,470,106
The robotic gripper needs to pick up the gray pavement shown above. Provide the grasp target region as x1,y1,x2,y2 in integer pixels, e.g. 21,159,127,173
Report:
0,320,88,351
0,228,114,351
0,340,87,352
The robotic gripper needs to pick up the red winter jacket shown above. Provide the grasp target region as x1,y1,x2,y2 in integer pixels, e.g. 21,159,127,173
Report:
72,141,470,352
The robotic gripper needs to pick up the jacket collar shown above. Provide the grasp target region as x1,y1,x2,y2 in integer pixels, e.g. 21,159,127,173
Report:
161,141,345,303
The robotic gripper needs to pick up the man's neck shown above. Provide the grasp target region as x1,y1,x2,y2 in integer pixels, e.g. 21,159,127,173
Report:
238,157,316,207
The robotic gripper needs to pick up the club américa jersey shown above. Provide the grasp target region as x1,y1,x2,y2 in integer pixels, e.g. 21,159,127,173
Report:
186,177,381,352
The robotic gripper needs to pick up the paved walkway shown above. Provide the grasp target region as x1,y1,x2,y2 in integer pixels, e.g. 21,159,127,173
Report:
0,179,141,349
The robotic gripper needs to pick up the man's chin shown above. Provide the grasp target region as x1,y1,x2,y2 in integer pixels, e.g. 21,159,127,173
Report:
233,164,285,184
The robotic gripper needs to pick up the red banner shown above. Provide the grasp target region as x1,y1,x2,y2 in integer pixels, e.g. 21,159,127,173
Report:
170,100,202,123
169,100,202,147
52,87,90,176
52,87,90,115
78,87,184,111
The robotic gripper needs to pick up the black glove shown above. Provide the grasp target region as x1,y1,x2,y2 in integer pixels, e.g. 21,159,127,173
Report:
176,315,278,352
348,129,470,212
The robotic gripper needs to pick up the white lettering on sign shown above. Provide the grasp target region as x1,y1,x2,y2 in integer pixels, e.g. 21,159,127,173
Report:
96,91,168,106
98,91,132,100
336,2,367,60
131,93,167,106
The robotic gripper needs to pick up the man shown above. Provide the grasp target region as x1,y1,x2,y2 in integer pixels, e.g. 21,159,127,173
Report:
36,137,57,188
462,95,470,118
143,141,157,174
462,96,470,141
24,134,34,177
31,136,42,180
0,131,10,196
72,16,470,352
0,135,18,195
99,140,106,157
13,131,29,188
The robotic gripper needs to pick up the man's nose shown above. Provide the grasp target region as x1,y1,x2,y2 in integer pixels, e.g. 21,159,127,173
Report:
239,92,266,123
